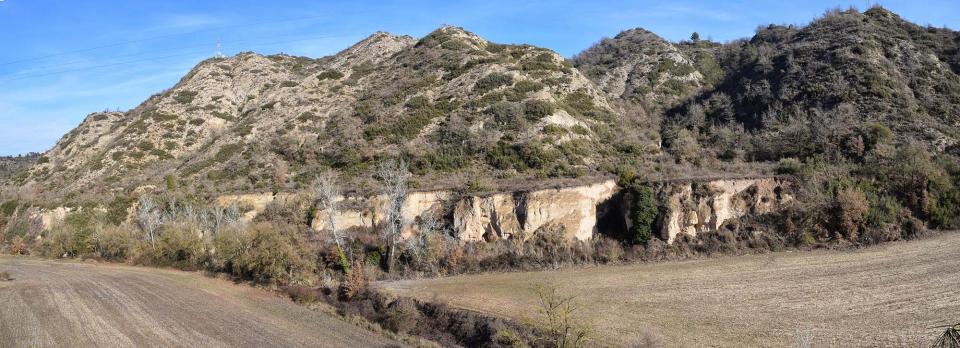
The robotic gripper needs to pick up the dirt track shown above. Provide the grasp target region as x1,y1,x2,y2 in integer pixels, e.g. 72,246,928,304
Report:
0,256,400,348
382,232,960,347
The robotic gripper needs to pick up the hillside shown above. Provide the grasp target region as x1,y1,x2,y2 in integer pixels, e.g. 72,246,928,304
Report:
0,153,38,185
15,26,663,201
573,28,707,114
663,7,960,161
9,7,960,217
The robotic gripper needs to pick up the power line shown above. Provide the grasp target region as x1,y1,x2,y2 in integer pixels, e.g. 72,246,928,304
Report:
0,13,333,67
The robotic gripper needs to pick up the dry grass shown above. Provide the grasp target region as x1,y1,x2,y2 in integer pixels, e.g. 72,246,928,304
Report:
380,232,960,347
0,256,402,347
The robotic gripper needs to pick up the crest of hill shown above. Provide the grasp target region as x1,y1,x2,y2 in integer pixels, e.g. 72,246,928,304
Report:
664,6,960,161
18,26,655,202
574,28,706,114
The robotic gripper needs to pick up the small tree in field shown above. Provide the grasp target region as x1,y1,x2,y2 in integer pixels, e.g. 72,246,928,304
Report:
377,159,409,273
534,285,591,348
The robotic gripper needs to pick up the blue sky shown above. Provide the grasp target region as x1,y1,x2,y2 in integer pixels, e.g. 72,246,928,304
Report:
1,1,958,156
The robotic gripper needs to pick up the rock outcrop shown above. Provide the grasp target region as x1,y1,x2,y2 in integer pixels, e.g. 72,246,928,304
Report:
213,177,791,244
25,176,793,246
524,180,619,241
655,178,793,243
303,180,619,242
452,194,522,242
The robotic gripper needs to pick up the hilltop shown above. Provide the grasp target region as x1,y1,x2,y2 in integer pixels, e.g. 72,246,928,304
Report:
16,26,660,201
663,7,960,161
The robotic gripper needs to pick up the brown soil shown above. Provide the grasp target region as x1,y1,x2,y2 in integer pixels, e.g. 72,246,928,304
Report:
0,256,402,347
380,232,960,347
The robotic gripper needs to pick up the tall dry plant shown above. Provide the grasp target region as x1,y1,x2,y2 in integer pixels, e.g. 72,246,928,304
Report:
340,257,368,300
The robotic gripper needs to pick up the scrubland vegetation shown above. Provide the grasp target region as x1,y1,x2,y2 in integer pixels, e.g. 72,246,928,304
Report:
3,5,960,347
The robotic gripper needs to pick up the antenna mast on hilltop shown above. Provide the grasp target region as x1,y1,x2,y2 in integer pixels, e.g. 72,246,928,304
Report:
215,39,225,59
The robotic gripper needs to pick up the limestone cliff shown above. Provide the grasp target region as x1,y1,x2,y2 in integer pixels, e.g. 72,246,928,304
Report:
305,179,618,242
301,177,789,244
653,178,793,243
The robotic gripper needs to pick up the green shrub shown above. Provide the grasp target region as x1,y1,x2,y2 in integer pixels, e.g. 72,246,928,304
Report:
0,200,18,216
164,174,178,191
151,112,178,122
45,227,81,258
212,112,235,121
214,143,244,162
3,213,37,242
279,80,298,88
561,91,608,120
865,194,901,228
137,141,155,151
92,226,136,261
153,224,207,269
173,90,198,104
212,223,315,285
487,102,524,130
860,122,892,151
627,183,659,245
474,73,514,94
317,70,344,80
350,61,376,79
48,209,100,258
776,158,803,175
925,181,960,229
523,100,555,120
571,125,589,135
542,124,565,136
512,80,545,97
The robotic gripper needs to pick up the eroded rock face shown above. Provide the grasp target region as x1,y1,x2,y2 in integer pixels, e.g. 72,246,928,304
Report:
450,180,619,242
657,178,793,243
452,194,523,242
524,180,619,240
301,180,619,242
217,177,791,245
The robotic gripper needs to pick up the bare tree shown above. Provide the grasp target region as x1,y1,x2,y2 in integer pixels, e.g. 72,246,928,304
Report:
404,210,445,271
137,196,162,247
206,203,241,235
377,159,409,272
313,171,343,251
534,285,591,348
209,206,226,233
